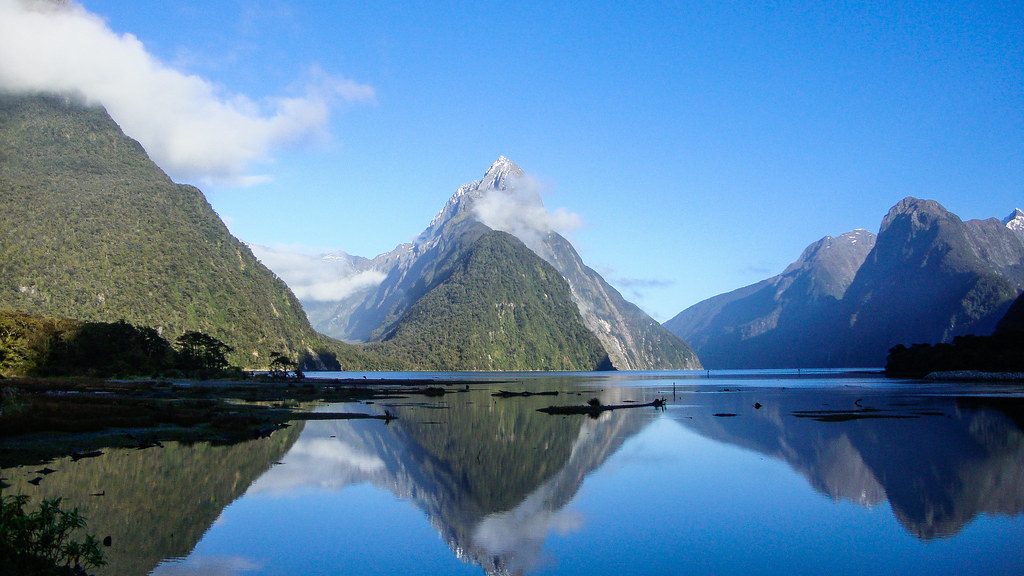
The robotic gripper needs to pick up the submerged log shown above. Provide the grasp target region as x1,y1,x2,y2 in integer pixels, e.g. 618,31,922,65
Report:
491,390,560,398
71,449,104,461
538,397,667,416
287,411,397,421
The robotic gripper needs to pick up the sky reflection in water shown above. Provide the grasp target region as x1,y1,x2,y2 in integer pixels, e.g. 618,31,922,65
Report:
151,376,1024,575
16,374,1023,576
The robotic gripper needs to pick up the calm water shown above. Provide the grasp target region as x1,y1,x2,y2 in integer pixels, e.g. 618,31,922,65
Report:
5,371,1024,575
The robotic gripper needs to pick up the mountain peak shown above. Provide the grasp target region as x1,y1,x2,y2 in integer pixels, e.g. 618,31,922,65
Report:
481,155,524,190
880,197,956,234
1004,208,1024,235
425,156,528,236
784,229,876,280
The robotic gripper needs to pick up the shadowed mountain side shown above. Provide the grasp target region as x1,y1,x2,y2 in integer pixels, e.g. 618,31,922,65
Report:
997,293,1024,334
0,426,303,576
248,387,655,574
370,230,611,371
0,92,377,369
668,198,1024,368
665,230,875,368
667,389,1024,539
836,198,1024,366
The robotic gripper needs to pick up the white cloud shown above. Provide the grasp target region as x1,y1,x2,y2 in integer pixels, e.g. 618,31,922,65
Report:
472,174,583,253
250,244,385,302
152,555,261,576
0,0,374,186
247,435,385,494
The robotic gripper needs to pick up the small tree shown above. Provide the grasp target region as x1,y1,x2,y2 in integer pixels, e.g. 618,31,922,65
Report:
174,331,233,373
268,351,293,377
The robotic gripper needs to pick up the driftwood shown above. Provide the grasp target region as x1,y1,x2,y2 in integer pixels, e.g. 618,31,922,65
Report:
538,397,667,416
491,390,559,398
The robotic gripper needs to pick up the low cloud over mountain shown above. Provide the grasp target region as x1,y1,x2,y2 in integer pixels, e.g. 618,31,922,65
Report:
0,0,373,186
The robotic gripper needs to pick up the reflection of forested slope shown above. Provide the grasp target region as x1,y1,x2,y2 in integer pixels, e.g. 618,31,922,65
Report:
670,388,1024,538
252,387,655,574
1,425,302,576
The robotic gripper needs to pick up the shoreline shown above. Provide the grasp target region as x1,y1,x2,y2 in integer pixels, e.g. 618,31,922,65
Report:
924,370,1024,382
0,376,471,468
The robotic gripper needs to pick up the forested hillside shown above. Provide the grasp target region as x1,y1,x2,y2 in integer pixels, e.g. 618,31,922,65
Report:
373,230,612,371
0,93,383,369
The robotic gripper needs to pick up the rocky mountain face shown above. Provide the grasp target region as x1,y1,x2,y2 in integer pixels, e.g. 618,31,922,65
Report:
0,92,360,368
667,197,1024,368
306,157,701,370
665,230,876,368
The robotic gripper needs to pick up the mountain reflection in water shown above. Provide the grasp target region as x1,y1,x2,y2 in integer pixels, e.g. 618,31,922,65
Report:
5,377,1024,575
242,386,652,574
666,385,1024,540
0,425,303,576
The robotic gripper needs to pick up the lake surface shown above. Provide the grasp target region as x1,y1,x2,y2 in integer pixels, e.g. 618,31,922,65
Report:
5,371,1024,575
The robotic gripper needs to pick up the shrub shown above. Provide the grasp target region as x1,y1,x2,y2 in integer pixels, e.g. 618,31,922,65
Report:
0,494,106,576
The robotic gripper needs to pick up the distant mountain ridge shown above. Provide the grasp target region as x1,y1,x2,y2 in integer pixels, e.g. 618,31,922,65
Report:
301,157,701,370
665,230,876,368
666,198,1024,368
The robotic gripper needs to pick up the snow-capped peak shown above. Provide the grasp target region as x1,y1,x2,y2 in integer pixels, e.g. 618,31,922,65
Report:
481,155,525,190
425,156,528,233
1003,208,1024,231
1004,208,1024,242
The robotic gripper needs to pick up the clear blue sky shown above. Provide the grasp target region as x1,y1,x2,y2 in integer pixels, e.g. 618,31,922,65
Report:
40,2,1024,319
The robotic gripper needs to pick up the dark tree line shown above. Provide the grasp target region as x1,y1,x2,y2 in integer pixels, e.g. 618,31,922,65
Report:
886,294,1024,377
886,332,1024,377
0,310,236,378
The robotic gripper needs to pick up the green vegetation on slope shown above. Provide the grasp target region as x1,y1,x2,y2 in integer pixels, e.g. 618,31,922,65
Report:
374,230,612,371
0,92,388,369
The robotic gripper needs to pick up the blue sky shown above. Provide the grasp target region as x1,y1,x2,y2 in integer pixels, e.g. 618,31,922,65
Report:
5,1,1022,320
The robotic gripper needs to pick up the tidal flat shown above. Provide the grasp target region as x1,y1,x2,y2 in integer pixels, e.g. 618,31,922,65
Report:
3,371,1024,575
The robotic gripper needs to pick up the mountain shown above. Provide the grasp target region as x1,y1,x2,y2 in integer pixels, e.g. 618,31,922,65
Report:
664,229,876,368
667,197,1024,368
305,157,701,370
837,198,1023,365
371,229,611,371
0,92,375,369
